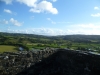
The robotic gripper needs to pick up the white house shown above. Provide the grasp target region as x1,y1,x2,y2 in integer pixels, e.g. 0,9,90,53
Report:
19,47,24,51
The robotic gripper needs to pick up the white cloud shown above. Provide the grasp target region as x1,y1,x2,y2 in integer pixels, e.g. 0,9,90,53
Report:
0,18,23,26
4,9,17,15
0,19,8,24
47,18,56,24
16,0,58,14
6,28,69,35
5,25,100,35
4,9,12,14
0,0,13,4
94,6,99,10
30,1,58,14
70,29,100,35
91,13,100,17
76,23,98,29
16,0,37,7
4,23,100,35
64,23,100,35
30,8,41,13
10,18,23,26
47,18,70,24
52,0,57,2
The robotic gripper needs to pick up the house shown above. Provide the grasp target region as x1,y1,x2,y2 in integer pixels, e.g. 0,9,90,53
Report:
19,47,24,51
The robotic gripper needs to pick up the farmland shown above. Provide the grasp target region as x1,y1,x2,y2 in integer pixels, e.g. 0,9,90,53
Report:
0,32,100,53
0,45,18,53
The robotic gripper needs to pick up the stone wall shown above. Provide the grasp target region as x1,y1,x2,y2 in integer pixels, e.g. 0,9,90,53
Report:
0,48,56,75
0,49,100,75
17,49,100,75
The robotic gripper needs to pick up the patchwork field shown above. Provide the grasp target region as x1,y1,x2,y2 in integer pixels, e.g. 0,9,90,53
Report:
0,45,18,53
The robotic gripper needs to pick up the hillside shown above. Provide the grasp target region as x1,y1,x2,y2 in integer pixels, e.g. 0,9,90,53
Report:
0,32,100,53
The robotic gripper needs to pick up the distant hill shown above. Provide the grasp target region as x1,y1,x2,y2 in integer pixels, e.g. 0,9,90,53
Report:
1,32,100,42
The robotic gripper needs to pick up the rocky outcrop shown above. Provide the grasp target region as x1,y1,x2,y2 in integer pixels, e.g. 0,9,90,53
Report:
17,49,100,75
0,48,56,75
0,49,100,75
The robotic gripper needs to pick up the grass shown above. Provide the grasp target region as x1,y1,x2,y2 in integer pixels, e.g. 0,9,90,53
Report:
0,45,18,53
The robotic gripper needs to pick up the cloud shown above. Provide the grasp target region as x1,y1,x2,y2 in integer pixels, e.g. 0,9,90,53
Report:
0,18,23,26
16,0,58,14
0,19,8,24
0,0,13,4
64,23,100,35
52,0,57,2
75,23,100,29
47,18,56,24
4,9,12,14
6,28,69,35
91,13,100,17
5,24,100,35
30,8,41,13
70,29,100,35
47,18,71,24
16,0,37,7
91,7,100,17
4,9,17,15
30,1,58,14
94,6,99,10
10,18,23,26
4,23,100,35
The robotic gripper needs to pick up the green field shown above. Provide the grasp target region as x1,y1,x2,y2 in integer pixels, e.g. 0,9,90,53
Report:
0,45,18,53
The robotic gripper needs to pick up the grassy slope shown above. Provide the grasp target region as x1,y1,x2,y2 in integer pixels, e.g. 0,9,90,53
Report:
0,45,18,53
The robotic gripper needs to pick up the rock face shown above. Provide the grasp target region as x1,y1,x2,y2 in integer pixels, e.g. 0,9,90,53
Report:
0,49,100,75
0,48,56,75
18,49,100,75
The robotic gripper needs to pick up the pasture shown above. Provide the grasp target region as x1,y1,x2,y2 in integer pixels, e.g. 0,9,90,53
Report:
0,45,18,53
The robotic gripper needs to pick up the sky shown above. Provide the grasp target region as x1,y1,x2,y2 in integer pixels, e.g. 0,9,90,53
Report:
0,0,100,35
